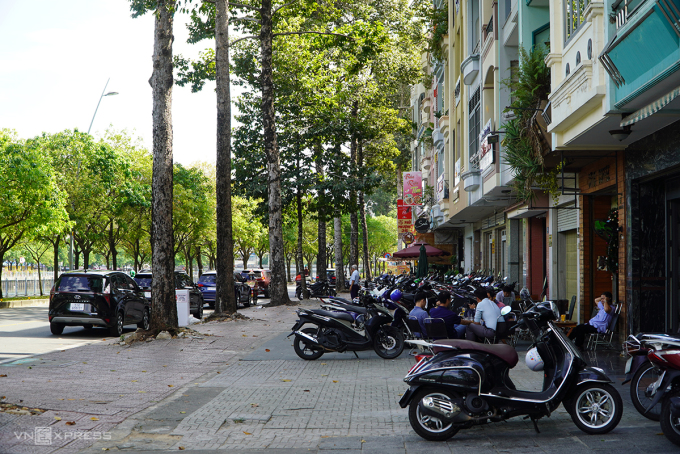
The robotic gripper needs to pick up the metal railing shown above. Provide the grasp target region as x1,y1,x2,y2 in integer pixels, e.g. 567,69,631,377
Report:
1,277,55,298
483,16,494,41
612,0,647,29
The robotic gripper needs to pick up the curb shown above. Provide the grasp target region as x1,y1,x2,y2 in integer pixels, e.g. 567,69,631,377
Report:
0,298,49,309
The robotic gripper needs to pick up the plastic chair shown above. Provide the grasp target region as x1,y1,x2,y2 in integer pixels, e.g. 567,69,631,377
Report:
566,295,577,321
424,318,449,340
405,317,424,339
586,304,622,351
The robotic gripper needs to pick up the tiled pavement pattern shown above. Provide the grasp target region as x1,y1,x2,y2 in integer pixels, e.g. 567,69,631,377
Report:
2,296,679,453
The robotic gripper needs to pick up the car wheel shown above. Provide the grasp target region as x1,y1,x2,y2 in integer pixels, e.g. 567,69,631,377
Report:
244,290,251,307
50,322,65,335
109,312,124,337
137,308,150,330
195,303,203,319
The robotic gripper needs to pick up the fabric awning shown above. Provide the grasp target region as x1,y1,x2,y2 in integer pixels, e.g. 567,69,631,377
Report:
392,242,451,258
621,86,680,126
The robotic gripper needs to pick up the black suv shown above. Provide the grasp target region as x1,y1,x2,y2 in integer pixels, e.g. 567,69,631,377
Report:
134,271,205,319
196,271,251,308
49,270,150,337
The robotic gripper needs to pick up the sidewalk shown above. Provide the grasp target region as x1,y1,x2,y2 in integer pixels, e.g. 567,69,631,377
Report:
0,298,49,309
0,297,677,453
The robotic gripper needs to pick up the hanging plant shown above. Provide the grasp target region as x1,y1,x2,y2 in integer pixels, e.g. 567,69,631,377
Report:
594,208,621,274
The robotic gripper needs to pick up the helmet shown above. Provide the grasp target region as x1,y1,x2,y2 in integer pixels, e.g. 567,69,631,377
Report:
390,289,403,302
381,288,392,300
520,287,531,301
525,347,544,371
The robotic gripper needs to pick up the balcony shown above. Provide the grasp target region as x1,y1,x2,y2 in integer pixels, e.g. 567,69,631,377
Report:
439,115,450,138
440,34,449,56
462,169,481,192
421,156,432,171
600,0,680,110
461,53,480,85
423,98,432,114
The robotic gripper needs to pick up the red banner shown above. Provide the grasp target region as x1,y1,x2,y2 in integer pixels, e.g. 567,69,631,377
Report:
397,199,412,220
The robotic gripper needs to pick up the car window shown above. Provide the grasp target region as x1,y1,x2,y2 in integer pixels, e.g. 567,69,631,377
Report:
134,276,153,288
121,274,140,291
200,274,217,284
57,275,103,293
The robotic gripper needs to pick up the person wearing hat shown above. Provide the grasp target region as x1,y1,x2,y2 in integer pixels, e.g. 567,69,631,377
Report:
466,287,502,342
408,292,429,337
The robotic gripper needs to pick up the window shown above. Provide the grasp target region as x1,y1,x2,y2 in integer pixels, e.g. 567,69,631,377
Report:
565,0,590,42
505,0,511,21
468,87,481,167
58,275,103,293
470,0,480,53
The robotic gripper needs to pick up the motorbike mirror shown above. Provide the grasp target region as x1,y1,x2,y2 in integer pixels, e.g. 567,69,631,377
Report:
500,306,512,316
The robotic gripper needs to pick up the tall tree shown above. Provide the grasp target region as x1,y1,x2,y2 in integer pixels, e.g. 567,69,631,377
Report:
130,0,178,331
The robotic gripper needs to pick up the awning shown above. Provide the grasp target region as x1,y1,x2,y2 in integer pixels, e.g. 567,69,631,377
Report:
392,242,451,258
621,86,680,127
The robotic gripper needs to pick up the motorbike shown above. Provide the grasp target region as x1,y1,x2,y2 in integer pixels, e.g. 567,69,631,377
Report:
622,333,680,420
399,301,623,441
637,347,680,446
296,278,336,300
289,296,405,360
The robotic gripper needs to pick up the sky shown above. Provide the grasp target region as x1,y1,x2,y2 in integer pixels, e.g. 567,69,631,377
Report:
0,0,241,165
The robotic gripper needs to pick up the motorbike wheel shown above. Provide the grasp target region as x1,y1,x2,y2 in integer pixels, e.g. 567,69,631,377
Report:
568,383,623,435
408,388,462,441
630,361,662,421
293,328,324,360
243,290,251,308
373,326,405,359
660,391,680,447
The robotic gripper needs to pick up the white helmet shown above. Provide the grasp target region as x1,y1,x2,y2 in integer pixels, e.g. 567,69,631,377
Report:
525,347,544,371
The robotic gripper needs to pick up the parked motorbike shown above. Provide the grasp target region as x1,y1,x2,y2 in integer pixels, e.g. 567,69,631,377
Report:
296,279,336,300
635,347,680,446
399,301,623,441
623,333,680,420
289,297,405,360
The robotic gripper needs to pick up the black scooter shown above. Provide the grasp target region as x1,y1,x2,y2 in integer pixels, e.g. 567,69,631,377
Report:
296,279,336,300
289,297,405,360
399,301,623,441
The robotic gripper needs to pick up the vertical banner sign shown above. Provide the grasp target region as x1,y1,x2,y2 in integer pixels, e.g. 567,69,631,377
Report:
403,171,423,206
397,199,414,234
479,119,494,171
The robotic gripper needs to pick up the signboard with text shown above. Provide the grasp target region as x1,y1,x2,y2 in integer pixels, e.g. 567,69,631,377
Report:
397,199,412,219
479,119,494,171
402,171,422,206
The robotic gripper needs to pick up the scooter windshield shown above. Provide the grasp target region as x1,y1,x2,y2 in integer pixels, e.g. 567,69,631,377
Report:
549,321,585,363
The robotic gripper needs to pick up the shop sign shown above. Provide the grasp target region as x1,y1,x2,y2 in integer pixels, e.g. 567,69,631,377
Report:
403,171,422,206
397,199,412,219
398,219,414,234
454,159,460,185
436,174,446,202
479,119,494,172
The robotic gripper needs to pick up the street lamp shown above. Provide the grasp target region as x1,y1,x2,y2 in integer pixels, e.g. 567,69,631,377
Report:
68,78,118,272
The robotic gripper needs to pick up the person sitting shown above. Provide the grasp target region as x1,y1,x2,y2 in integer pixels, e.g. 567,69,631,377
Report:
466,288,501,342
488,287,505,309
495,284,515,309
408,292,429,337
568,292,615,349
429,291,463,339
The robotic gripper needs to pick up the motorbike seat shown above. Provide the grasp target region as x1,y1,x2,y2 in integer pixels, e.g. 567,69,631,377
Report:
310,309,355,323
432,339,519,368
323,302,368,314
401,294,415,303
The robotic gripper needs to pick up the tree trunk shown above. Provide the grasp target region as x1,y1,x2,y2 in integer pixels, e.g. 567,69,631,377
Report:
83,249,90,270
349,100,359,270
214,0,236,315
286,255,291,282
334,216,345,292
110,221,118,270
242,250,250,269
358,140,371,281
196,245,203,277
316,152,327,281
0,251,4,299
52,240,59,281
37,259,43,295
149,0,178,331
296,190,306,296
261,0,290,306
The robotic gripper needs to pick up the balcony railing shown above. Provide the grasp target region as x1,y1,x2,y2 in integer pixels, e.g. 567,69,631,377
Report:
483,16,494,42
612,0,648,29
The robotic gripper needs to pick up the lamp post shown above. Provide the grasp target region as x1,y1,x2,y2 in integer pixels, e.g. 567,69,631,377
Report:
68,79,118,272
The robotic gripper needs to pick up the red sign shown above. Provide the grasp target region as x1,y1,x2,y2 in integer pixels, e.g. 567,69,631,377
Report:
397,199,412,220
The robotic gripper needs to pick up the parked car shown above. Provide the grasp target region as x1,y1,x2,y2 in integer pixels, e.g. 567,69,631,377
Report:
133,271,205,319
196,271,251,308
240,269,271,298
316,268,337,285
48,270,150,337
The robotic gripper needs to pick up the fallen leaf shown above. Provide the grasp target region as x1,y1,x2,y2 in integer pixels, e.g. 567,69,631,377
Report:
304,390,310,392
321,435,330,438
252,335,257,337
90,417,99,421
320,363,327,365
242,334,248,337
163,365,167,367
265,349,270,352
281,379,291,382
243,432,252,435
67,399,75,401
168,385,174,387
138,391,146,393
66,421,76,426
180,411,186,414
361,439,366,443
216,372,221,374
119,395,124,397
251,403,259,407
332,380,338,383
0,375,7,378
321,374,328,377
82,362,87,364
102,448,109,451
142,370,147,373
54,417,62,421
179,447,185,450
132,380,137,382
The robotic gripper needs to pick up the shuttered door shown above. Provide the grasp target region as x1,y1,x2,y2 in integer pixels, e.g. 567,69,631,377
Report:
565,230,578,302
558,205,578,232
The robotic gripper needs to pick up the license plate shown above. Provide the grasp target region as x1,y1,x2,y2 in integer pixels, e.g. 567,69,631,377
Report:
70,303,85,311
625,357,633,375
144,292,151,299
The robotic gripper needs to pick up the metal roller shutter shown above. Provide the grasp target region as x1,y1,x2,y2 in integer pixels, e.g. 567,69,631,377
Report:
558,205,578,232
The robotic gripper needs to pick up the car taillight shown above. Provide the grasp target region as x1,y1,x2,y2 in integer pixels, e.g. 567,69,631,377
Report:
257,277,264,281
49,284,55,300
197,283,204,287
